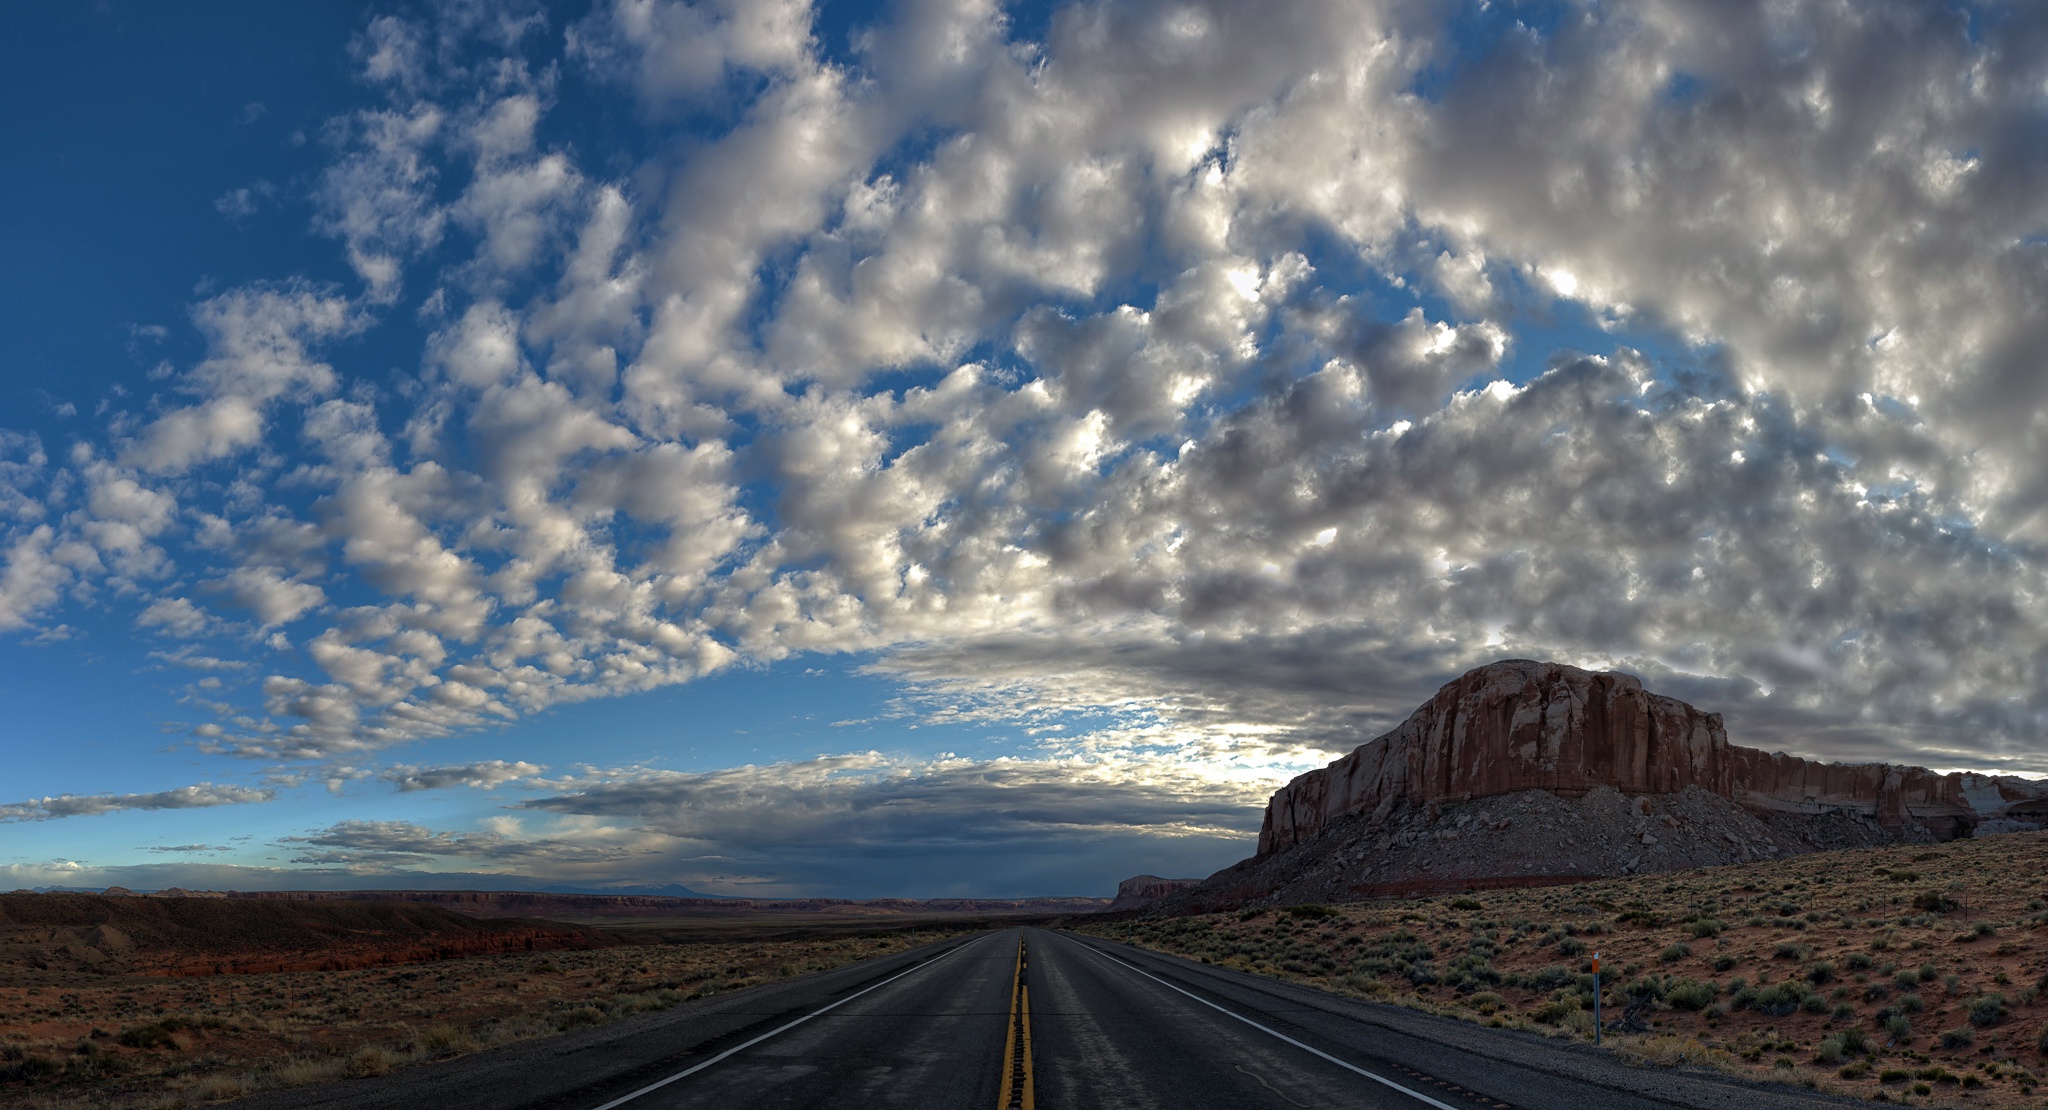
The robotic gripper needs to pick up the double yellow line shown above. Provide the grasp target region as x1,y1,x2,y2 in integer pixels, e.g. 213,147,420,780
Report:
996,937,1034,1110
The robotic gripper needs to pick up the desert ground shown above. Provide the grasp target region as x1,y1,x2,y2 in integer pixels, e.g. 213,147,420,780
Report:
0,894,980,1110
1082,830,2048,1107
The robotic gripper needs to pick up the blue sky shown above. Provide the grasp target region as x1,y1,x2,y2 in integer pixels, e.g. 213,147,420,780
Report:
3,0,2046,898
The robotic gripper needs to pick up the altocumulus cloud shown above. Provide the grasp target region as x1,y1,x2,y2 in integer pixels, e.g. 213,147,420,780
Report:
4,0,2048,892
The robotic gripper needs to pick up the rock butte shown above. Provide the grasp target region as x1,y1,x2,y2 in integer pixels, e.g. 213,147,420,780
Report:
1260,658,2048,858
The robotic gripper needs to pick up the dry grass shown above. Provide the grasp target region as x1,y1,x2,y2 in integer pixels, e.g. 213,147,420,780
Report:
0,926,974,1109
1081,830,2048,1108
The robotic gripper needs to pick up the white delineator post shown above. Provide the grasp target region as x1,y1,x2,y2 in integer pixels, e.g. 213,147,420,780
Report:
1592,952,1602,1046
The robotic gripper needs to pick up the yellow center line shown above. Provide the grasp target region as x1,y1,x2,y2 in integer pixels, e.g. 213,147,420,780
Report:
1020,979,1034,1110
996,937,1034,1110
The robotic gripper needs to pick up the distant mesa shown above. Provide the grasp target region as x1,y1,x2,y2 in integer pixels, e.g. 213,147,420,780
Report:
0,891,603,977
1158,659,2048,913
1107,875,1204,912
193,889,1112,919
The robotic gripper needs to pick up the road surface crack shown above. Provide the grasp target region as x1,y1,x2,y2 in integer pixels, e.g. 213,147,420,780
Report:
1235,1063,1310,1107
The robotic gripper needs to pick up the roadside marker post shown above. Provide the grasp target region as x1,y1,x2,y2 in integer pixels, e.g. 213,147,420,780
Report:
1591,952,1602,1047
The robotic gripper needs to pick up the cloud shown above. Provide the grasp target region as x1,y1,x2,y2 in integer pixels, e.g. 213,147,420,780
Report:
381,759,545,791
122,284,360,473
137,597,218,639
0,783,275,823
210,566,326,628
2,0,2048,894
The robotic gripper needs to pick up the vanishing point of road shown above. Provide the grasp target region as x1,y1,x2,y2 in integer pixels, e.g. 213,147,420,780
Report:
230,928,1857,1110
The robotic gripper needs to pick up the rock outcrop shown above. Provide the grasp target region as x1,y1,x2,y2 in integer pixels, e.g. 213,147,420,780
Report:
1152,660,2048,914
1260,660,2048,856
1108,875,1204,912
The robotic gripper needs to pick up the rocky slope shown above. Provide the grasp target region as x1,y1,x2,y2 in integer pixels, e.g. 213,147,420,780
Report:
1166,659,2048,912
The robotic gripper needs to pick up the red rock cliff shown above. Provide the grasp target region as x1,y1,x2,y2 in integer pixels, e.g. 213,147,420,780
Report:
1258,660,2048,855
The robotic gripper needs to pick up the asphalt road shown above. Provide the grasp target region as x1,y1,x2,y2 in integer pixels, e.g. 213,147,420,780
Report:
232,927,1859,1110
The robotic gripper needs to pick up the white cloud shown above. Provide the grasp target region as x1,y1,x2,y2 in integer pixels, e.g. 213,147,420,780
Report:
381,759,545,791
0,783,274,823
4,1,2048,886
136,597,217,639
212,566,327,627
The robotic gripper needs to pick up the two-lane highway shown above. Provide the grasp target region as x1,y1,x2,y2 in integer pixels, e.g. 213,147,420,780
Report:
230,927,1855,1110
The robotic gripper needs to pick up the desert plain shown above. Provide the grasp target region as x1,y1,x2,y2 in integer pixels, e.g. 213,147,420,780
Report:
3,833,2045,1108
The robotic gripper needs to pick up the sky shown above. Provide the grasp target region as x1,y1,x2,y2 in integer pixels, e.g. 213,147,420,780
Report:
3,0,2047,899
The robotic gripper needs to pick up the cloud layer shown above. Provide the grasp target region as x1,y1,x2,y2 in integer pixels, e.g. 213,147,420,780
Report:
4,0,2048,893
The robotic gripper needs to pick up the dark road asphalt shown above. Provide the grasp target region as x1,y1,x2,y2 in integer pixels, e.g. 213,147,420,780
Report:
230,927,1860,1110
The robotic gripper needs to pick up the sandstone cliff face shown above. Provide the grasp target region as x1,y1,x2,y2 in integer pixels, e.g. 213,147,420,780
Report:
1259,660,2048,857
1108,875,1203,912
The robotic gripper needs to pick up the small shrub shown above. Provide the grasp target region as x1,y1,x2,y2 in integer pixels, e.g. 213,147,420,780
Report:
1913,891,1959,914
114,1020,188,1050
1885,1014,1912,1040
1939,1026,1975,1049
416,1023,476,1058
348,1044,395,1078
1665,979,1718,1011
1287,904,1338,919
1661,942,1691,963
1879,1068,1911,1083
1900,992,1925,1013
1969,994,2008,1027
0,1054,63,1084
1807,962,1835,985
1712,954,1738,972
1530,997,1580,1024
1447,897,1482,911
553,1006,605,1032
1558,937,1587,957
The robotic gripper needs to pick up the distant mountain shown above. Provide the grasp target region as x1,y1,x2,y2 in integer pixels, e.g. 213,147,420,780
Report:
534,882,734,899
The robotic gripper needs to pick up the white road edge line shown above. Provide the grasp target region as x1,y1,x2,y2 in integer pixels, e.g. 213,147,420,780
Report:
1073,938,1465,1110
585,936,977,1110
